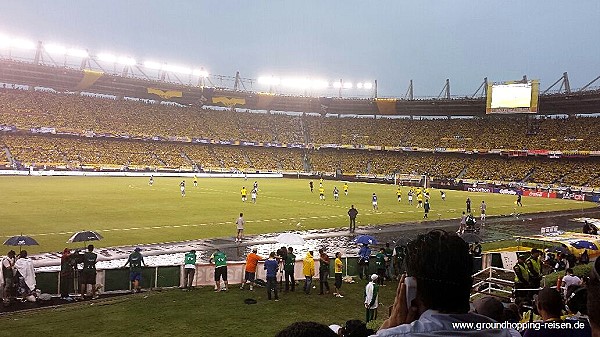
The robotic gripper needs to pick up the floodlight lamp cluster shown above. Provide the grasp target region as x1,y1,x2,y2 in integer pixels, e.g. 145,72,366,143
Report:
97,53,136,66
43,43,90,58
0,33,210,78
258,76,373,90
143,61,208,77
0,35,36,50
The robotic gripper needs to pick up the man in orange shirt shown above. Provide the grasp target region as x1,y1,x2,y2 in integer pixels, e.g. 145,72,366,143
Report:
240,248,263,291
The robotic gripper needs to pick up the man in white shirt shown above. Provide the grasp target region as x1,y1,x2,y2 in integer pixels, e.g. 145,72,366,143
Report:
561,268,582,297
365,274,379,323
235,212,245,243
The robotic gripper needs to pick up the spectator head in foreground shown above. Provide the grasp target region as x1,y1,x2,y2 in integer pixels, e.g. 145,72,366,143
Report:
535,287,563,321
473,296,504,322
340,319,375,337
589,258,600,337
376,230,519,336
275,321,338,337
407,229,473,313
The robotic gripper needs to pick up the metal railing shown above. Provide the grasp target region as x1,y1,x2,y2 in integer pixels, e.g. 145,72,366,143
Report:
470,266,515,300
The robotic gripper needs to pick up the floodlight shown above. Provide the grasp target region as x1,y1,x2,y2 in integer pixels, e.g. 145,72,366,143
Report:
163,64,192,75
332,81,342,88
282,78,309,88
98,53,117,63
258,76,280,85
343,82,353,89
143,61,162,70
67,48,89,58
192,69,209,77
117,56,136,66
44,43,67,54
356,82,364,89
0,35,9,48
11,38,35,50
311,80,329,89
281,78,295,87
363,82,373,90
298,79,310,88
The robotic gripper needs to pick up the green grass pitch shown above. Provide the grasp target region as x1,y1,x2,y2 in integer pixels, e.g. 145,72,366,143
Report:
0,176,595,253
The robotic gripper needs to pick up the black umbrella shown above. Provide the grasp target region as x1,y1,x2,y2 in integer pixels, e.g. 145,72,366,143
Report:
460,233,481,244
67,230,103,244
547,245,569,255
3,235,39,252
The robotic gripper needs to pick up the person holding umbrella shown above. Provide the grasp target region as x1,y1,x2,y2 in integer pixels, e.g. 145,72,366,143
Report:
14,250,36,301
60,248,76,301
81,244,98,299
358,243,372,281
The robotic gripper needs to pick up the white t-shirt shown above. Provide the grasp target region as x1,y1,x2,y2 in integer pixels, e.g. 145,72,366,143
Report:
236,217,245,230
2,257,13,269
562,274,581,296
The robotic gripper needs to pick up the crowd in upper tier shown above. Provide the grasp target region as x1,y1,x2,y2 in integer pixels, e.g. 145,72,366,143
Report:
1,89,600,151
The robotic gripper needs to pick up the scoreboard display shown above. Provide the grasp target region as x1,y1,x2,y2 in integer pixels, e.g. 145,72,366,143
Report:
486,80,539,114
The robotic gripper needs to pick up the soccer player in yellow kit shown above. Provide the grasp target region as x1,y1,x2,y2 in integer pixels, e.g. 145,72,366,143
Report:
241,186,247,202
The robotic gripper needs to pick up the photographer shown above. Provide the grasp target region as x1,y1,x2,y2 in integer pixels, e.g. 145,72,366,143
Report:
277,246,288,290
358,244,371,281
376,230,518,336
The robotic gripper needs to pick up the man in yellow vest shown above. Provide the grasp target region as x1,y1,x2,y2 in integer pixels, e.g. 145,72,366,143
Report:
513,254,530,299
526,248,543,290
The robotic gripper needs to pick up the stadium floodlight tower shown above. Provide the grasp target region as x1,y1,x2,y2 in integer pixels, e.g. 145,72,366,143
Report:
543,72,571,94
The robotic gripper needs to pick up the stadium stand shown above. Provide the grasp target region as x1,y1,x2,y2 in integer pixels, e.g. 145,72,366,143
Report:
3,89,600,187
4,90,600,151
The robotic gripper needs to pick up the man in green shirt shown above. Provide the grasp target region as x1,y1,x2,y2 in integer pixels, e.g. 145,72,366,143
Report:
81,244,98,299
123,247,146,293
284,247,296,292
209,248,228,291
183,250,197,290
375,248,386,286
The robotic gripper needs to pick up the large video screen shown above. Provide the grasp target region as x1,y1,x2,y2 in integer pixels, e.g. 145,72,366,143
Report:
486,80,539,114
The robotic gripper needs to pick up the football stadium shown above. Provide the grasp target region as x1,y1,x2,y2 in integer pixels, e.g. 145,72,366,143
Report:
1,2,600,337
